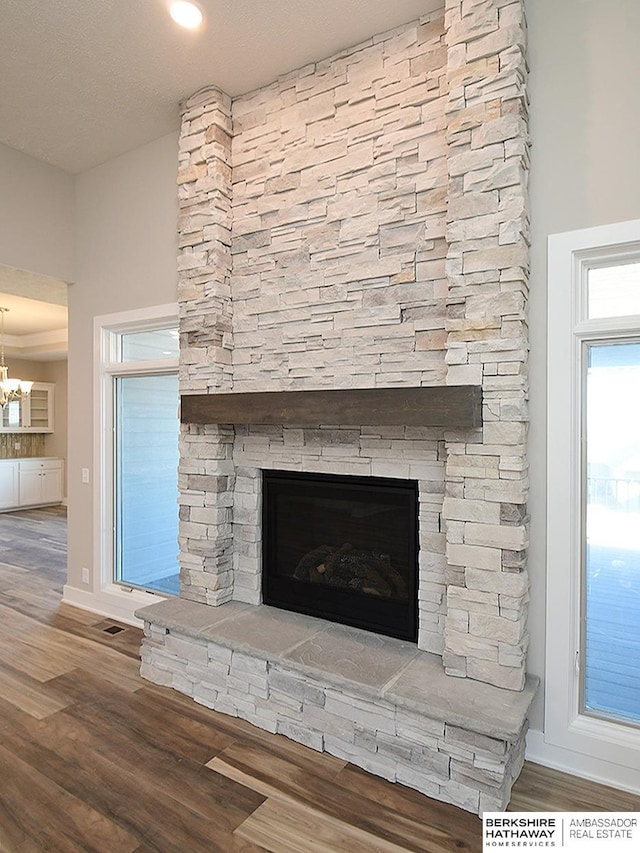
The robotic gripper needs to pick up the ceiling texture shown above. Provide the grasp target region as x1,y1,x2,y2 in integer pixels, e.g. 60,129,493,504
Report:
0,0,442,175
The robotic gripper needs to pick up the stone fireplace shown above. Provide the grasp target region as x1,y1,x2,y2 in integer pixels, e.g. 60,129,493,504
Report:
138,0,536,814
261,468,419,641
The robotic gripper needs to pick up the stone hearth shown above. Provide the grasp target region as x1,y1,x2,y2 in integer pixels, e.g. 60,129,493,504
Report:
139,0,534,814
137,597,536,813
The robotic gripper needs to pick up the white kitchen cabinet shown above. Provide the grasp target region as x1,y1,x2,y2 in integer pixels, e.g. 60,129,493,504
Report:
0,383,55,433
0,457,63,511
27,385,55,431
15,458,64,508
0,460,19,510
19,465,44,506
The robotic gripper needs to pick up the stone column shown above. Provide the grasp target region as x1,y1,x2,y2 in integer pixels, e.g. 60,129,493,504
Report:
177,87,236,604
442,0,530,690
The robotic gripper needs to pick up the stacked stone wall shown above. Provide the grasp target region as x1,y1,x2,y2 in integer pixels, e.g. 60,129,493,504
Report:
177,89,237,605
178,87,234,394
178,423,236,604
230,12,449,391
229,424,446,654
174,1,531,690
140,615,529,814
442,0,530,690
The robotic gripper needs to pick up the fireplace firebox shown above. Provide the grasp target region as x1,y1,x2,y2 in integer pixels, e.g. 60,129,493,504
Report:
262,470,418,642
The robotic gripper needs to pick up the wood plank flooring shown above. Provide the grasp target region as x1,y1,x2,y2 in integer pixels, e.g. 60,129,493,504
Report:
0,506,637,852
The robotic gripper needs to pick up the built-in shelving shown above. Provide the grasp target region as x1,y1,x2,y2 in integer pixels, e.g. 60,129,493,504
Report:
0,382,55,433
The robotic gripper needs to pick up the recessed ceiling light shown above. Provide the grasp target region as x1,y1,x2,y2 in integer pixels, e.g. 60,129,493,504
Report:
170,1,203,30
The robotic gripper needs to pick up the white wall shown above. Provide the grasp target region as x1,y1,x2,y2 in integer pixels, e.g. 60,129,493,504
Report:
526,0,640,732
67,131,179,593
0,143,74,282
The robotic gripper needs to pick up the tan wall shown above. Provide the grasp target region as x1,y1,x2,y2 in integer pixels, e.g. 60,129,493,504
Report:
41,360,68,474
4,357,48,382
525,0,640,730
67,131,179,592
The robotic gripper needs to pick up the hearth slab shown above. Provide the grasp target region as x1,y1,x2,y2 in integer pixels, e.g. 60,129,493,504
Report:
197,604,328,657
137,597,250,632
284,623,421,691
137,597,537,743
387,654,534,742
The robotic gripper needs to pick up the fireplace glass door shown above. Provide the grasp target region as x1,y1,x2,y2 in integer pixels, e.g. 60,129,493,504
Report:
262,470,418,641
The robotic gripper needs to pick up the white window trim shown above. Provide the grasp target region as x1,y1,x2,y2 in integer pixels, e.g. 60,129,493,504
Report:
64,303,179,626
544,220,640,793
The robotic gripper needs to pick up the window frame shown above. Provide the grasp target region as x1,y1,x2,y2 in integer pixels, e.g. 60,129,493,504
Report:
546,221,640,787
92,304,179,624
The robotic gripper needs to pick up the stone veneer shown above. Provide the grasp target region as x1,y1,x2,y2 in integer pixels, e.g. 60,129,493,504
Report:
138,598,536,813
139,0,533,813
231,423,446,655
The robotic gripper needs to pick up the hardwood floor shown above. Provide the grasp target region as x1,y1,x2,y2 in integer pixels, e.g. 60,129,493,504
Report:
0,507,637,852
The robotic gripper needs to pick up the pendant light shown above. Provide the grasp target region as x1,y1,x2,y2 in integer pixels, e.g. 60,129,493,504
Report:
0,308,33,407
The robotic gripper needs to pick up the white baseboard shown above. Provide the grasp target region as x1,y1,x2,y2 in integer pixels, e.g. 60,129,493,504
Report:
526,728,640,795
62,583,164,627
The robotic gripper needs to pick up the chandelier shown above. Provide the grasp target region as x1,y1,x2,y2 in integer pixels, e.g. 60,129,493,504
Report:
0,308,33,408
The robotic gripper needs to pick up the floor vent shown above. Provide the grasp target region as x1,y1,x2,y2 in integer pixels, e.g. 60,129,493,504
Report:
103,625,125,635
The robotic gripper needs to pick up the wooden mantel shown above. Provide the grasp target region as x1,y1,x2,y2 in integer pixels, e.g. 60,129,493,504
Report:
180,386,482,429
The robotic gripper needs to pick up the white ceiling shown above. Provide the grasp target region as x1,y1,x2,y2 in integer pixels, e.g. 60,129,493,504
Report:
0,292,67,337
0,0,442,175
0,269,68,362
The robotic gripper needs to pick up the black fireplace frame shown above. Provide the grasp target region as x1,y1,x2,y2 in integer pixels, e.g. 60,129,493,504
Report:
262,469,419,642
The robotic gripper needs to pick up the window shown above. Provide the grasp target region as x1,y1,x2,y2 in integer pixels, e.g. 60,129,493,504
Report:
120,328,180,361
115,372,179,594
90,304,179,623
547,221,640,785
587,262,640,320
584,340,640,725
